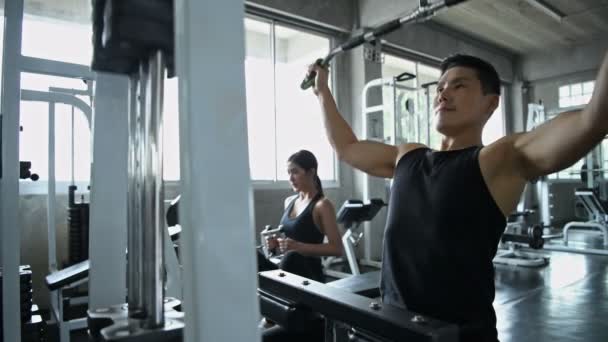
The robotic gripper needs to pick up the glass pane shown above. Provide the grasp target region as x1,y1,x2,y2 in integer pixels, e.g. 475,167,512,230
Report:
558,85,570,98
583,81,595,95
274,25,334,181
0,14,4,108
54,104,91,182
245,19,275,180
20,101,49,180
417,63,441,85
582,94,592,105
163,78,180,181
19,101,92,183
482,94,505,145
604,139,608,179
22,0,92,65
570,83,582,96
382,54,416,88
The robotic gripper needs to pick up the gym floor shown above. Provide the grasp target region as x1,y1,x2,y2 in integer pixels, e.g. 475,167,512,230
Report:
61,232,608,342
496,231,608,342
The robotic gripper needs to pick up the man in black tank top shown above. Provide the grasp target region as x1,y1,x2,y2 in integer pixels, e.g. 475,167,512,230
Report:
307,51,608,341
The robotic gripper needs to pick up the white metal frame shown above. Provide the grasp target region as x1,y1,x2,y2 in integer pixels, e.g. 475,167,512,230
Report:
175,0,259,340
88,72,129,310
20,89,94,342
563,189,608,247
49,277,89,342
1,1,25,341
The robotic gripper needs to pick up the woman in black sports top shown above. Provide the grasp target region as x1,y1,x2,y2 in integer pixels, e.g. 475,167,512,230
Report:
257,150,343,283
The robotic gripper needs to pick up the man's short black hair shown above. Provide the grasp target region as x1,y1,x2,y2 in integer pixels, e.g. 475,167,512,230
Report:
440,54,501,96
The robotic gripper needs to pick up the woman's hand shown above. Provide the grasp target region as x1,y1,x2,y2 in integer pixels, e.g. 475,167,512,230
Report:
278,237,299,254
265,236,279,251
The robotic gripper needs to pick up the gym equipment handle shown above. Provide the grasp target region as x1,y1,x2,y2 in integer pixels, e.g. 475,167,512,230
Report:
395,72,416,82
446,0,468,6
300,0,470,90
300,58,327,90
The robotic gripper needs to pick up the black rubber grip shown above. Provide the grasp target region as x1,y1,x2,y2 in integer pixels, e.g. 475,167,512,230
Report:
300,58,324,90
372,18,403,37
395,72,416,82
446,0,468,6
341,35,367,51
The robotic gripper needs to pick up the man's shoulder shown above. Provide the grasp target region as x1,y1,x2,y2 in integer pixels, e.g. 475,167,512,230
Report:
395,143,428,165
480,134,522,169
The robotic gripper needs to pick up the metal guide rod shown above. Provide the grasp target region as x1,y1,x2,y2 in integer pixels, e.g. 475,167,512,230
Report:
141,50,166,328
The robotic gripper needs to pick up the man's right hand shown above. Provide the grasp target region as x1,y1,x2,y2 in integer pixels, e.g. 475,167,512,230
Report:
308,63,330,96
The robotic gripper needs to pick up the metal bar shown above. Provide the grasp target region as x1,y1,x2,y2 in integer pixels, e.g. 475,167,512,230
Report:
259,270,459,341
88,73,129,310
71,105,75,184
49,87,92,97
134,62,148,317
426,87,431,146
300,0,469,89
141,50,166,329
20,56,96,80
175,0,260,340
20,89,93,129
127,73,142,314
524,0,566,22
1,0,24,340
544,244,608,256
48,102,58,272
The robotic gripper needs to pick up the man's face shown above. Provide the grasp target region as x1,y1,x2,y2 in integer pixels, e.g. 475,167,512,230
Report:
433,66,498,136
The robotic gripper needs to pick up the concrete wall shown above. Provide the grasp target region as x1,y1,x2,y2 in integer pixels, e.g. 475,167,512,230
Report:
520,37,607,122
247,0,354,32
521,38,607,116
358,0,516,83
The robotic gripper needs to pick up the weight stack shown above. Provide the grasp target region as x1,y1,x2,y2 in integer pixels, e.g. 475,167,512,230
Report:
67,185,90,265
0,265,45,341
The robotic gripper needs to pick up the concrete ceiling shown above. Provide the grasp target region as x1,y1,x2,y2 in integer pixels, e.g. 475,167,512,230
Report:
432,0,608,55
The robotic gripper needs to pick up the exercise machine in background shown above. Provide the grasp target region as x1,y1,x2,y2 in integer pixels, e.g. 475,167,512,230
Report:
324,199,386,279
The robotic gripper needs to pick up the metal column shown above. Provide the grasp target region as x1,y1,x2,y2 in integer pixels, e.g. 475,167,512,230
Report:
88,73,129,310
1,0,24,341
174,0,260,341
141,51,166,329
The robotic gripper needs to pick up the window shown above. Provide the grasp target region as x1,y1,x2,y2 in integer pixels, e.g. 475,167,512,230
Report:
245,18,336,183
162,18,336,182
381,54,441,147
482,93,505,145
22,1,92,65
381,54,505,148
559,81,594,108
19,73,92,182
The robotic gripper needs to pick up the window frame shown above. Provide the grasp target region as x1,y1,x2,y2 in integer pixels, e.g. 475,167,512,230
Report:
18,86,94,195
558,80,595,109
245,14,340,189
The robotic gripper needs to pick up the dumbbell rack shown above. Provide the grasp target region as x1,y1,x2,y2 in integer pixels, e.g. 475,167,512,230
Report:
0,266,45,341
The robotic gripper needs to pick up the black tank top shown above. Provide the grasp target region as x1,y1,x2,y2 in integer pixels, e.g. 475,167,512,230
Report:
279,193,325,244
381,146,506,341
